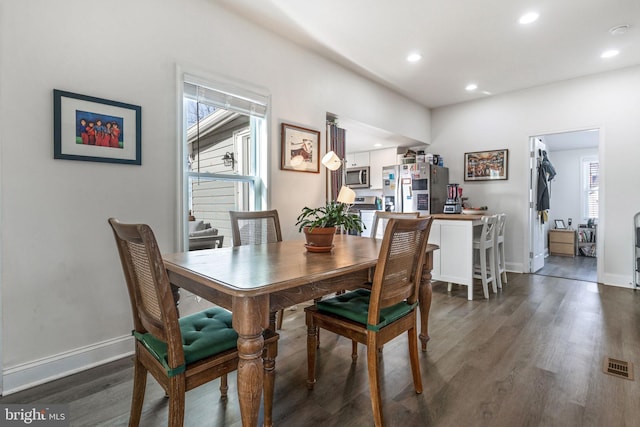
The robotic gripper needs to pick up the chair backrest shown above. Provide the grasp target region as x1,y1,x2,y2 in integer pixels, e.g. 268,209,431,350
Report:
370,211,420,239
229,210,282,247
478,215,497,248
108,218,185,367
367,217,433,328
496,213,506,242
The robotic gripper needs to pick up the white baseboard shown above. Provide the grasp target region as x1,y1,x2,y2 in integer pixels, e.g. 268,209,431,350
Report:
2,335,133,395
506,262,525,273
599,272,635,289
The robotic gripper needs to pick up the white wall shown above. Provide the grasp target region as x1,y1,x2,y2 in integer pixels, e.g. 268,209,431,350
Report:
430,65,640,286
0,0,430,392
547,147,598,228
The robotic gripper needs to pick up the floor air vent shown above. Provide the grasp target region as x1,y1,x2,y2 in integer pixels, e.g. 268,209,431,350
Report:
603,357,634,380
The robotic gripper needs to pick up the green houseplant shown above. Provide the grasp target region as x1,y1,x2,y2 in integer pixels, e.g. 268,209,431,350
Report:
296,201,364,251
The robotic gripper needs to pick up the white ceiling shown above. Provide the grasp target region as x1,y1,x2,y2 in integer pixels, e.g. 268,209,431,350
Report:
541,129,600,152
215,0,639,152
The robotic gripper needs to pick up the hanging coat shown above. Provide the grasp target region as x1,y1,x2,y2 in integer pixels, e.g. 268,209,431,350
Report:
540,151,557,181
537,164,549,212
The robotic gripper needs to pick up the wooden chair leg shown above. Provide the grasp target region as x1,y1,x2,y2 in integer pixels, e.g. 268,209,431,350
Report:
407,326,423,393
167,375,186,427
129,354,147,427
263,340,278,427
306,312,318,390
351,340,358,362
276,309,285,330
366,332,384,427
219,374,228,401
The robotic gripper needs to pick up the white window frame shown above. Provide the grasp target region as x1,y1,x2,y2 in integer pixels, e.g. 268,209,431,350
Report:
177,70,270,250
581,155,598,221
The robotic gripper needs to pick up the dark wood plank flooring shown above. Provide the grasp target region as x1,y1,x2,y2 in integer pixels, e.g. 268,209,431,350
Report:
535,255,597,282
2,273,639,427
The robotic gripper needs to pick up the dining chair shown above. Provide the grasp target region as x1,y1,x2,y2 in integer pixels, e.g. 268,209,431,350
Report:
108,218,279,427
495,213,507,289
305,217,433,427
370,211,420,239
229,210,286,330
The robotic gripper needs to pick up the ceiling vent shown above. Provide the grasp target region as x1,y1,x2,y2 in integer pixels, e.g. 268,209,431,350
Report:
609,24,630,36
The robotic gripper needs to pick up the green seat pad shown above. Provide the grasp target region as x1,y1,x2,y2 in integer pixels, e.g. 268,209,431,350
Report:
135,307,238,375
316,289,415,331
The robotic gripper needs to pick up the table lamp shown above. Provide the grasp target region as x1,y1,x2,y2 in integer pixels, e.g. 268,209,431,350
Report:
322,150,354,204
322,151,342,171
336,186,356,204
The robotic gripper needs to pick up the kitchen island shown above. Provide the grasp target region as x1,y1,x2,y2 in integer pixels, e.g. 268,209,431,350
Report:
428,213,485,300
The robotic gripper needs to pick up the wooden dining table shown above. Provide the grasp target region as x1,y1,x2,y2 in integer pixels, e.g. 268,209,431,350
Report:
163,234,438,427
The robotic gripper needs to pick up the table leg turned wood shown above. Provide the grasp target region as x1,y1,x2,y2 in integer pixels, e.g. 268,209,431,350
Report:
232,295,269,427
418,250,434,352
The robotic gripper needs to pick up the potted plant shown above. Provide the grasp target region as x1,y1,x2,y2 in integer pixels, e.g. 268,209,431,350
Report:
296,201,364,252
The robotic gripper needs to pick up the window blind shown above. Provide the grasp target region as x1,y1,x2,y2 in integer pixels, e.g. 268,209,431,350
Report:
587,161,599,219
184,80,268,119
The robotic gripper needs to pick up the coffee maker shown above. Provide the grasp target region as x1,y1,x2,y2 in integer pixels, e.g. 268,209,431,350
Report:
443,183,462,213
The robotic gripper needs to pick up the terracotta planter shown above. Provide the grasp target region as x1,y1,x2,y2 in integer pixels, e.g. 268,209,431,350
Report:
303,226,336,252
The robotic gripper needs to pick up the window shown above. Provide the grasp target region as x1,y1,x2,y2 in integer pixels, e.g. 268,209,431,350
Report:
582,156,598,220
181,76,269,250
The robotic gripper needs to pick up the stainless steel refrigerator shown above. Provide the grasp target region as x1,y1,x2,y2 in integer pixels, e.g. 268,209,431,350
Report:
382,163,449,215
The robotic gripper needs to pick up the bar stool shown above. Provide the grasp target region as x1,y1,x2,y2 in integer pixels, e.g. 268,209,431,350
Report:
494,213,507,290
472,215,497,299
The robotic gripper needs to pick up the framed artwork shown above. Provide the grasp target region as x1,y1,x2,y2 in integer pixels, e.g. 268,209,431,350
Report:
53,89,141,165
464,149,508,181
280,122,320,173
554,219,566,229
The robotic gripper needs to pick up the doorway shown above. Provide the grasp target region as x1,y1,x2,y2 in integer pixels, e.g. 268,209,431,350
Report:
528,129,600,282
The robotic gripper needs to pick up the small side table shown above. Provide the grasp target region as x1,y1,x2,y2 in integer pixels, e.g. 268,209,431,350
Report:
549,229,576,257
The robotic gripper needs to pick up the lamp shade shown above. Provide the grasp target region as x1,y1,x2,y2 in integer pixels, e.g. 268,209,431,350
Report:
321,151,342,171
336,186,356,204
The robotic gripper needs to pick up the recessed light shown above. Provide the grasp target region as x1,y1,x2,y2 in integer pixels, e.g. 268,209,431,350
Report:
519,12,539,25
482,90,492,95
465,84,478,91
601,49,620,58
407,53,422,63
374,143,383,148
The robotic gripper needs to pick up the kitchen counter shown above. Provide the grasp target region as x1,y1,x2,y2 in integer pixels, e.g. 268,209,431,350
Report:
428,215,485,300
431,213,485,220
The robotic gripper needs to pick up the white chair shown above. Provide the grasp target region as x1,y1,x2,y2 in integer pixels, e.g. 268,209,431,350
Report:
494,214,507,289
370,211,420,239
450,215,497,299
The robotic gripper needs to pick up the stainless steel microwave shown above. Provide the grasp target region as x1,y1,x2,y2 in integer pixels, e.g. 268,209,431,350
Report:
345,166,370,188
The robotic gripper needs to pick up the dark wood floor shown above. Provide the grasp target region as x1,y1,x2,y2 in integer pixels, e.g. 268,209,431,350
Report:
2,273,639,427
535,254,597,282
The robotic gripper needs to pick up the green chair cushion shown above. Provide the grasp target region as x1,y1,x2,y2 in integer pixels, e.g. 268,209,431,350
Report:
134,307,238,376
316,289,416,331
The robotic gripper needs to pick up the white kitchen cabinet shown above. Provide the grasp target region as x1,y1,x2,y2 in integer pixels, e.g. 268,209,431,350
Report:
346,152,369,168
428,217,482,300
368,148,397,189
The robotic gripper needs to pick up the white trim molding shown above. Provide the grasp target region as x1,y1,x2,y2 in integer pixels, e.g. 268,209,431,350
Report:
2,335,133,395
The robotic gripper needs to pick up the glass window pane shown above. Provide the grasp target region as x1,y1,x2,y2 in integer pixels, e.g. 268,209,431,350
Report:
582,158,599,220
189,177,252,247
183,79,267,252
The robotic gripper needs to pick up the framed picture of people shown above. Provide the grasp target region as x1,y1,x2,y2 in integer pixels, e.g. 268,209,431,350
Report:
53,89,141,165
464,149,508,181
280,122,320,173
